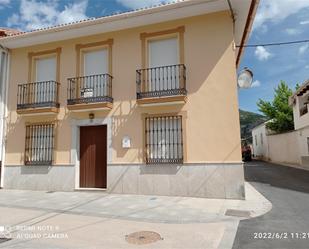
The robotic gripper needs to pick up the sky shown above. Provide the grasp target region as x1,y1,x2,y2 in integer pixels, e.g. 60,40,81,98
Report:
0,0,308,113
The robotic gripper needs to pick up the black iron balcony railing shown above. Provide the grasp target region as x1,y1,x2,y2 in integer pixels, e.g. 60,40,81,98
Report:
136,64,187,99
17,81,60,110
67,74,113,105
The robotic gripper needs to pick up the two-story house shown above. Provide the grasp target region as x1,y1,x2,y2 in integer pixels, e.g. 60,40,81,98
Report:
252,79,309,168
0,0,258,199
289,79,309,166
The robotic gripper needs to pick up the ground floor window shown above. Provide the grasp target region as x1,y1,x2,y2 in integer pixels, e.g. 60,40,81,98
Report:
145,115,183,164
25,123,55,165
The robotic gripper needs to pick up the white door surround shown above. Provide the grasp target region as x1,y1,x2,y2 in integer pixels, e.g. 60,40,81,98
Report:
70,117,112,189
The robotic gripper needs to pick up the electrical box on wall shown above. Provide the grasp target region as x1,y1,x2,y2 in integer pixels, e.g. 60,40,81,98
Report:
122,136,131,148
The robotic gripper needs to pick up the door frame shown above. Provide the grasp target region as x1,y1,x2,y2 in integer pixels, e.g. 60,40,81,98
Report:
70,117,112,189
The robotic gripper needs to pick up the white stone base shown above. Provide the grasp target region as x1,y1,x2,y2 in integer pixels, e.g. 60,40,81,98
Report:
2,163,245,199
107,163,245,199
3,165,75,191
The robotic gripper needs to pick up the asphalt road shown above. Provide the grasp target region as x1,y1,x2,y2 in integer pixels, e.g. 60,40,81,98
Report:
233,160,309,249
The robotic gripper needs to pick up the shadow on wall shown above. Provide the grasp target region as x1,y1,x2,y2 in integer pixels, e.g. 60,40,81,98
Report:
21,166,51,175
4,14,235,165
62,99,145,163
111,100,143,161
5,111,59,164
140,165,182,175
5,112,24,164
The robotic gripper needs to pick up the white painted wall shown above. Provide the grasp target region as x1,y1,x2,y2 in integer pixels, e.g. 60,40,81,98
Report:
295,126,309,162
252,122,309,168
252,89,309,168
292,94,309,130
0,47,9,187
252,123,269,159
267,131,301,165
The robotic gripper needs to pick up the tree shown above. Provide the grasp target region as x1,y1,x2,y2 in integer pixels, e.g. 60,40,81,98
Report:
257,81,295,133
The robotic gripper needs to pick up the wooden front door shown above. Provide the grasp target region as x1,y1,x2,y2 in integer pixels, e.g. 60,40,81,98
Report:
80,125,107,188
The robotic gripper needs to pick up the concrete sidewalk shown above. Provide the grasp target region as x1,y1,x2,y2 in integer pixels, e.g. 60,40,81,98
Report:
0,182,271,249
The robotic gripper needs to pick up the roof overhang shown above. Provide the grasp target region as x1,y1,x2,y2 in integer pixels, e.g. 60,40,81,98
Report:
232,0,259,67
290,79,309,106
0,0,258,68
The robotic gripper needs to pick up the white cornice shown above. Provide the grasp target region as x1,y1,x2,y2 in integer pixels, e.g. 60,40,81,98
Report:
0,0,257,68
0,0,228,48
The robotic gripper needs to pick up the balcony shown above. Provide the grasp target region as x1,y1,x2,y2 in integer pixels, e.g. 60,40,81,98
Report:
67,74,113,111
17,81,60,115
136,64,187,106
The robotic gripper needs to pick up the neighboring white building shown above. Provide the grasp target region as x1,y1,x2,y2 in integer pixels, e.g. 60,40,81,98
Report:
251,79,309,169
252,122,269,159
290,79,309,166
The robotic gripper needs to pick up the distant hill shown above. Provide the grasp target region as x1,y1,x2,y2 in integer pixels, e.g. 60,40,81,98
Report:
239,109,267,143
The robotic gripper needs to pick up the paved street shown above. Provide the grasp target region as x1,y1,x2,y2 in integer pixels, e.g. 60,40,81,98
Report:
233,160,309,249
0,181,270,248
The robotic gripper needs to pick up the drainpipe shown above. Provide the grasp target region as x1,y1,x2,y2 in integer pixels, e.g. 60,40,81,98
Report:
0,46,9,188
227,0,236,33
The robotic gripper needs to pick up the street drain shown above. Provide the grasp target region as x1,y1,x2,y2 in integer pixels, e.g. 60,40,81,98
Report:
125,231,163,245
0,238,12,244
225,209,251,218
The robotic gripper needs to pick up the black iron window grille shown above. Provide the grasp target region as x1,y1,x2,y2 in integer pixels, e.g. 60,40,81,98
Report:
136,64,186,99
25,123,55,165
67,74,113,105
17,81,60,110
145,115,183,164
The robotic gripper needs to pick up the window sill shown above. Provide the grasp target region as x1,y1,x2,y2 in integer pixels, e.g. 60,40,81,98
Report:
137,95,187,106
17,107,59,115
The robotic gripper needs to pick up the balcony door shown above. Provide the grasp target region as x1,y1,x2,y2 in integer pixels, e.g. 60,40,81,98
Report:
35,56,56,103
83,49,108,98
148,37,179,92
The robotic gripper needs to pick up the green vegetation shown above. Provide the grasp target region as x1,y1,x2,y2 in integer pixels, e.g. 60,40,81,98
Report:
239,109,267,142
257,81,295,133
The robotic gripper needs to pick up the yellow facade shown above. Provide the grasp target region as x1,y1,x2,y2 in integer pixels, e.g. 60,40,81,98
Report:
5,11,241,166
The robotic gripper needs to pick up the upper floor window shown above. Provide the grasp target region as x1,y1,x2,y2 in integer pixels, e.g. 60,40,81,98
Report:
137,27,186,100
260,133,263,145
16,48,61,112
28,48,61,83
76,39,113,77
34,56,57,103
35,56,56,82
83,49,108,77
148,37,179,68
72,39,114,101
